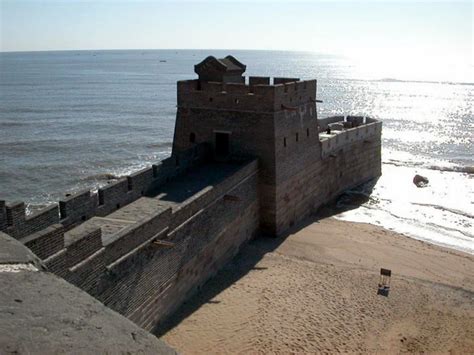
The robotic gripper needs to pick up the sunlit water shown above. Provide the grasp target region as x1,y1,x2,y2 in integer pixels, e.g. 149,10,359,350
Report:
0,50,472,253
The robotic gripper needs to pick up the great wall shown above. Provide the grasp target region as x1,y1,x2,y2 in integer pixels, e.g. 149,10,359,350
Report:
0,55,382,353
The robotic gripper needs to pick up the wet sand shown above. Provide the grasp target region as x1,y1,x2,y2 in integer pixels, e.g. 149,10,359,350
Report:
160,217,474,353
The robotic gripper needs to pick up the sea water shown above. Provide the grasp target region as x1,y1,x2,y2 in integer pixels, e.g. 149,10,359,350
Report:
0,50,472,253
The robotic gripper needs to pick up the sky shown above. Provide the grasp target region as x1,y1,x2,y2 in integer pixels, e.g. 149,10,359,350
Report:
0,0,472,72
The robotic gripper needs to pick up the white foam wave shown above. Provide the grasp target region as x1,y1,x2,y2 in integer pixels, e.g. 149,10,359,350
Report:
336,162,474,254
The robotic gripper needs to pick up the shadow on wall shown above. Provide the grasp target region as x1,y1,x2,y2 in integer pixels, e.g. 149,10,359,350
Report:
153,177,379,337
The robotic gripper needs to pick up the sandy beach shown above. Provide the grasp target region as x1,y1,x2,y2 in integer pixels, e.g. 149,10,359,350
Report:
159,216,474,354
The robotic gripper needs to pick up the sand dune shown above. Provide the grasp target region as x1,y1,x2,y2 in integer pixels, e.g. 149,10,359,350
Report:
160,218,474,353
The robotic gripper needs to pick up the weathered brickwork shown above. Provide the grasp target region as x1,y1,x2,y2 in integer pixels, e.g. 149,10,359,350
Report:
2,202,59,239
25,160,257,331
274,138,381,231
21,224,65,260
99,166,259,330
173,60,381,236
1,56,381,335
1,143,210,240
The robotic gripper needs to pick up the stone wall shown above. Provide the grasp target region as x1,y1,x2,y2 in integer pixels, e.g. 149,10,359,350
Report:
172,106,275,233
0,143,210,239
26,159,259,331
274,135,382,233
99,165,259,330
177,78,316,113
320,121,382,158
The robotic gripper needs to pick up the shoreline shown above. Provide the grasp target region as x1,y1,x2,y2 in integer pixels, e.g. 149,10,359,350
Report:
335,213,474,257
160,216,474,353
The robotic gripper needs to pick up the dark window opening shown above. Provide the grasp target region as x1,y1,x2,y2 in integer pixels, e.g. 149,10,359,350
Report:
189,132,196,143
234,99,239,104
81,216,86,222
215,132,230,159
283,137,287,147
209,97,213,102
307,128,310,137
296,133,299,142
197,81,202,90
116,203,121,210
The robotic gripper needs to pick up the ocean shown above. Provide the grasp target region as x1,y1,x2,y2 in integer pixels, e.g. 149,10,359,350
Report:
0,50,472,253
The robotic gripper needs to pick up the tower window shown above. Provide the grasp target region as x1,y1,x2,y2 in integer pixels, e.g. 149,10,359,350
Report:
283,137,287,147
307,128,310,137
189,132,196,143
209,97,213,102
296,133,299,142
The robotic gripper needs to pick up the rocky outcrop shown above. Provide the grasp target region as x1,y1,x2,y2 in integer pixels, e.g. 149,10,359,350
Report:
413,174,429,188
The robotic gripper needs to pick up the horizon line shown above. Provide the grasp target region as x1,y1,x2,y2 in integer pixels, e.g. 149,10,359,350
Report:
0,48,329,55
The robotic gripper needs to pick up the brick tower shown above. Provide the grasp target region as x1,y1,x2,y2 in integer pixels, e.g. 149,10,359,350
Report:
172,55,320,236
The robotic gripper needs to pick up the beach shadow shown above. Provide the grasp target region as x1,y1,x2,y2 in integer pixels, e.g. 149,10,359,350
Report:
153,177,378,337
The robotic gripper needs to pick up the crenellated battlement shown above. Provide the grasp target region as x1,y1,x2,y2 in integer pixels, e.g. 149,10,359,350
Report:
0,202,59,240
177,77,317,112
0,143,211,241
319,117,383,158
25,158,259,307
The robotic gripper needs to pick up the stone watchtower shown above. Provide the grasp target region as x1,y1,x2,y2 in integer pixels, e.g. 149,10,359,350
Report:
172,55,321,236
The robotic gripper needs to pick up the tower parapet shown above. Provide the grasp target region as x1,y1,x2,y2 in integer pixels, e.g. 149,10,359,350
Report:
177,78,317,112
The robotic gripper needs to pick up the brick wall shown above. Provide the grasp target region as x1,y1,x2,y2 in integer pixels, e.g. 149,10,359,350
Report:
28,159,259,333
2,202,60,239
97,164,259,331
177,79,316,114
1,144,210,241
274,136,382,233
21,224,64,260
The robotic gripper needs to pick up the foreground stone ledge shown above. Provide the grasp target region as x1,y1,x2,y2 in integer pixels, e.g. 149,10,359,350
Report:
0,232,175,355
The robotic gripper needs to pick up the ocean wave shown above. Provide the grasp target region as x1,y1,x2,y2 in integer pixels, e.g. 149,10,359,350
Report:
383,160,474,174
82,173,120,182
374,78,474,86
425,221,473,239
0,121,31,127
411,202,474,220
426,165,474,174
146,142,172,149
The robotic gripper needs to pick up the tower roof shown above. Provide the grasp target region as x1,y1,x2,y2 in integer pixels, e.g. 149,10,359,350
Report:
194,55,246,82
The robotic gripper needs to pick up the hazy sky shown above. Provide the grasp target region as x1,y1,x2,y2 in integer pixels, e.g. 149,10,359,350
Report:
0,0,472,63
